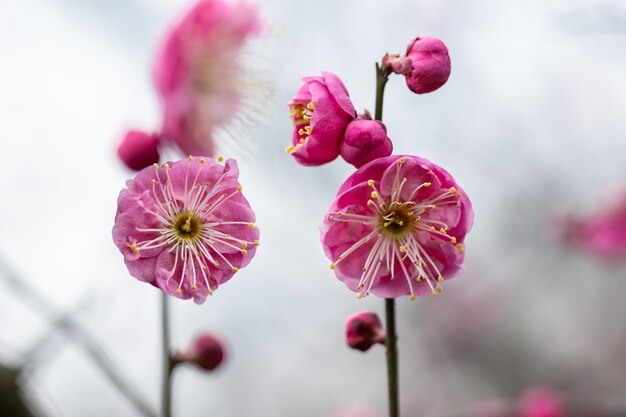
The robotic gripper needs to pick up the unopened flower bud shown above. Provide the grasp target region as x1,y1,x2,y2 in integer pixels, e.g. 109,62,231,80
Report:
176,333,226,371
116,130,160,171
345,311,385,352
339,119,392,168
403,36,451,94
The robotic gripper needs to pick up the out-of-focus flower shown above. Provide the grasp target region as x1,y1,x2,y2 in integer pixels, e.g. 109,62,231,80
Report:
517,387,564,417
112,156,260,304
286,72,356,166
175,333,226,371
345,311,386,351
384,37,451,94
339,119,393,168
116,130,161,171
321,155,473,299
154,0,262,156
557,191,626,260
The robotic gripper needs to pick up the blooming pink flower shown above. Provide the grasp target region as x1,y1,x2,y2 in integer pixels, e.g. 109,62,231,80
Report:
321,155,473,299
112,156,259,304
339,119,393,168
117,129,161,171
286,72,356,166
154,0,262,156
403,37,451,94
517,387,564,417
557,191,626,261
345,311,386,351
175,333,226,371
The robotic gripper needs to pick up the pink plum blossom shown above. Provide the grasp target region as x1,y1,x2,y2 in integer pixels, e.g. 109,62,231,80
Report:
117,129,160,171
286,72,356,166
112,156,260,304
558,191,626,261
154,0,262,156
175,333,226,371
321,155,473,299
517,387,564,417
400,37,451,94
345,311,386,351
340,119,393,168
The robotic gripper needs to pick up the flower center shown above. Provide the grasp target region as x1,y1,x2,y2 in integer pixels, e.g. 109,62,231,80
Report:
172,212,202,240
285,101,314,155
378,204,414,238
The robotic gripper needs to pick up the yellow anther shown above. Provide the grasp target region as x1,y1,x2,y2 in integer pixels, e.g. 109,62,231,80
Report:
399,246,406,253
305,126,312,135
254,240,260,246
440,228,447,234
329,215,334,220
213,261,220,267
416,277,422,282
449,187,457,194
217,156,224,162
151,179,156,185
409,294,416,300
337,211,343,216
208,289,214,296
176,288,182,295
403,177,407,182
431,204,437,209
362,267,367,272
436,285,443,293
237,185,243,192
371,191,378,199
338,256,343,261
357,293,363,299
298,128,305,136
303,114,311,121
241,249,248,255
188,155,193,161
437,275,444,282
232,267,239,272
191,285,198,291
164,163,170,169
420,209,427,214
241,242,248,249
451,236,457,244
456,193,463,198
367,179,375,187
397,157,406,164
367,200,374,206
128,243,139,254
330,263,335,270
285,145,295,153
424,182,431,187
248,223,255,228
456,243,465,254
429,226,436,232
306,102,314,110
432,290,438,296
153,163,159,169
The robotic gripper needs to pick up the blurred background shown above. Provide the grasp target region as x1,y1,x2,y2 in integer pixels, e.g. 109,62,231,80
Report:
1,0,626,416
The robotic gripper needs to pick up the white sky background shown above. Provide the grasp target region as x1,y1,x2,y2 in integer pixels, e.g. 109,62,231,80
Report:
1,0,626,416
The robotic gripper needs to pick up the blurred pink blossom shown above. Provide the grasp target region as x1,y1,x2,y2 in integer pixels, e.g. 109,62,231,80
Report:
154,0,262,156
286,72,356,166
558,191,626,260
517,387,564,417
112,156,259,304
321,155,473,299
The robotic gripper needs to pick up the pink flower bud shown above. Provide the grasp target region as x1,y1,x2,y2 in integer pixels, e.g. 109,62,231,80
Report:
517,387,564,417
404,36,451,94
345,311,385,352
339,119,393,168
177,333,226,371
116,130,160,171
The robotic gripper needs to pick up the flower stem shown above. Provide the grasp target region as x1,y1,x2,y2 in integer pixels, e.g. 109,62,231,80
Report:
161,292,175,417
375,61,400,417
385,298,400,417
375,63,389,121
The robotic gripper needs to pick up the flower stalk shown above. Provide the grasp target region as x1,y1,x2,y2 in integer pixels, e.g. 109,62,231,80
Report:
376,62,400,417
161,293,175,417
